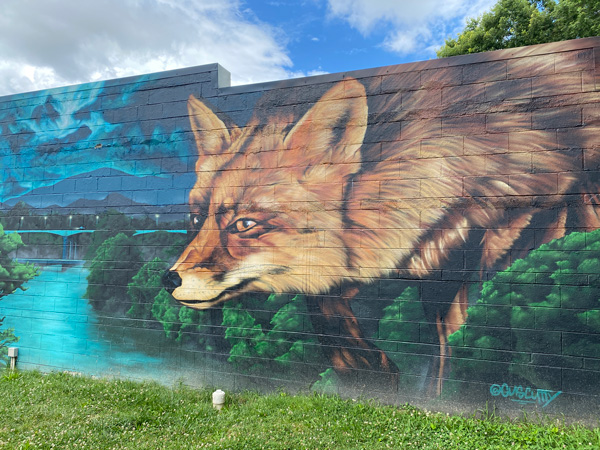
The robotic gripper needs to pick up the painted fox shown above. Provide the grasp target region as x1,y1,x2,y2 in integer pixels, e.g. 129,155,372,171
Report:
164,76,599,393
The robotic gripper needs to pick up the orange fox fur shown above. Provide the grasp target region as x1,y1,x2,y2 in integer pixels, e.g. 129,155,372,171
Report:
167,77,599,393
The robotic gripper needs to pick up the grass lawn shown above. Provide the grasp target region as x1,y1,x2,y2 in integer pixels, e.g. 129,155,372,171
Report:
0,370,598,449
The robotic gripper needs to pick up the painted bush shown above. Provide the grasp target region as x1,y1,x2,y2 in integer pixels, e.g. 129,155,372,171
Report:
449,230,600,395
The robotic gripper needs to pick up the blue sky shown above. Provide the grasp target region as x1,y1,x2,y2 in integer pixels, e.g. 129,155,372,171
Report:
0,0,497,96
244,0,495,76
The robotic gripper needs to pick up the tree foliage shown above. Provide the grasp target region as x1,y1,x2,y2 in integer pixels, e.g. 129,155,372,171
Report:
0,224,38,298
126,257,215,348
437,0,600,57
449,229,600,392
0,317,18,365
127,257,166,322
0,223,38,364
376,286,433,390
151,289,181,339
176,305,212,349
84,233,142,312
85,210,133,260
222,294,326,379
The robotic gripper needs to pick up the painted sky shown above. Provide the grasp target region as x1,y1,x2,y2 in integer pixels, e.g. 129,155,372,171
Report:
0,72,198,203
0,0,497,96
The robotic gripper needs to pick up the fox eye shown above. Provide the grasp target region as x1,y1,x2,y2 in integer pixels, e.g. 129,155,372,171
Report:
190,214,206,230
231,218,257,234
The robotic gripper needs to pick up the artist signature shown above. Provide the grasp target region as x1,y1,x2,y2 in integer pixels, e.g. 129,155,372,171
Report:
490,383,562,408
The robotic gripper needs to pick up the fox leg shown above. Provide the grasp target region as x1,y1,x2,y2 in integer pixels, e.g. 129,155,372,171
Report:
427,283,469,396
306,287,399,390
419,239,479,396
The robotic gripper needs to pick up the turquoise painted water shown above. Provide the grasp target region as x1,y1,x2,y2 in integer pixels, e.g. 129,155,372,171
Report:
0,266,221,386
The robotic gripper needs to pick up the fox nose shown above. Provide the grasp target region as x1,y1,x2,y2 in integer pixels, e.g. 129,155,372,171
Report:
162,270,182,292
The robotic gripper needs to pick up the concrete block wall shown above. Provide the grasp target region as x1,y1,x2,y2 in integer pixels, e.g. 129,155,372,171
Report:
1,38,599,420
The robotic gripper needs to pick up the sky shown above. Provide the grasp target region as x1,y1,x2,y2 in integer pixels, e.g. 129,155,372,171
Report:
0,0,498,97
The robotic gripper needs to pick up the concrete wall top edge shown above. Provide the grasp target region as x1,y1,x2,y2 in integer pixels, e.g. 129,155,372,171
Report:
0,63,230,103
220,36,600,95
1,36,598,102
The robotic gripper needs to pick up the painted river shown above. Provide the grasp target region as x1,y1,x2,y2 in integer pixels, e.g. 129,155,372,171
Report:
0,266,219,386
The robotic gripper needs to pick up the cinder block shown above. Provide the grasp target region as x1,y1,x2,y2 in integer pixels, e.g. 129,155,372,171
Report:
532,73,583,97
381,71,421,93
554,49,594,73
508,54,555,79
421,66,463,89
442,115,485,136
485,78,532,101
442,83,485,105
487,112,531,133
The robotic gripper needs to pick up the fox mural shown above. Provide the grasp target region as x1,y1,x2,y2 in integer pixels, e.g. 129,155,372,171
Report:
2,39,600,415
164,75,599,394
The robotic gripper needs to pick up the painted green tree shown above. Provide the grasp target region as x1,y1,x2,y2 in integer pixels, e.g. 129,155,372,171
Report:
84,210,134,260
151,289,181,339
0,224,38,365
123,240,215,350
376,286,432,390
85,232,142,312
437,0,600,57
176,305,213,350
127,257,166,323
448,229,600,393
223,302,266,373
222,294,326,380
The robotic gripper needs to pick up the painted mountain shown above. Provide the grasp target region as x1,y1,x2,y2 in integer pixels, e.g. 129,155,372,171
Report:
0,168,195,221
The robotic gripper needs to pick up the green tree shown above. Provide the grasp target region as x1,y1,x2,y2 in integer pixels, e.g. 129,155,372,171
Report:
260,295,324,369
120,231,217,350
147,288,216,351
127,257,216,349
0,317,18,365
127,257,166,322
151,289,181,339
222,294,326,379
133,231,187,260
552,0,600,39
223,302,266,373
0,223,38,364
437,0,600,58
176,306,213,349
0,225,38,297
376,287,433,390
85,210,133,261
85,233,141,312
448,229,600,394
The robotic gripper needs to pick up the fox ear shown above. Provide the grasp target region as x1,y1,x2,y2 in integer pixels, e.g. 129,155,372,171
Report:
188,95,241,172
283,78,367,180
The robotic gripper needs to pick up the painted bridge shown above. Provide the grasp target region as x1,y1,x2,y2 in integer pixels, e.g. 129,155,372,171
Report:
5,229,186,264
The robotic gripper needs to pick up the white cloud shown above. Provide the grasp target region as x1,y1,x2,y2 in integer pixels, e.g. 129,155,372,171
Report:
326,0,496,56
307,69,329,77
0,0,300,96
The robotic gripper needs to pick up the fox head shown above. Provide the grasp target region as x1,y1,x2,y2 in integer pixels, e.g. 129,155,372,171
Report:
164,79,368,309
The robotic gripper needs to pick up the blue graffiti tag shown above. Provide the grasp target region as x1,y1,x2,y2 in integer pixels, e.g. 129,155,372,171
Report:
489,383,562,408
